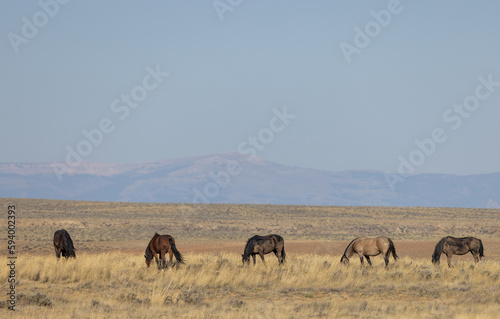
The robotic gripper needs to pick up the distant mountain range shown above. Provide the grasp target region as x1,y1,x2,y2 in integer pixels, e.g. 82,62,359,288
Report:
1,152,499,208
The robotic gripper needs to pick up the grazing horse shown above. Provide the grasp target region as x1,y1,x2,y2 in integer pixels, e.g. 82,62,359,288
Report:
340,236,398,267
432,236,484,267
53,229,76,259
144,233,184,269
242,234,286,265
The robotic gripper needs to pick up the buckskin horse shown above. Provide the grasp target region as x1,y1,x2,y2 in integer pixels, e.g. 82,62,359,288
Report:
432,236,484,267
242,234,286,265
340,236,398,267
144,233,184,269
53,229,76,259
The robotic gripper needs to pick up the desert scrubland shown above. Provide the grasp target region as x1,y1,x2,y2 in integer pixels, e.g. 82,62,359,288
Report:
1,198,499,318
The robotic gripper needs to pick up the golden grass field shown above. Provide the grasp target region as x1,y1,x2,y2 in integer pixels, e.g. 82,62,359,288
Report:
1,198,500,318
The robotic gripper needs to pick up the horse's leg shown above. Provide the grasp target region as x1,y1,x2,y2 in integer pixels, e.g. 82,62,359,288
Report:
252,254,256,265
446,254,452,267
472,251,479,263
358,254,364,265
365,256,372,266
259,252,266,265
169,249,174,268
384,253,390,267
273,249,282,264
161,251,167,269
154,254,160,269
153,252,159,268
55,247,60,259
157,252,163,270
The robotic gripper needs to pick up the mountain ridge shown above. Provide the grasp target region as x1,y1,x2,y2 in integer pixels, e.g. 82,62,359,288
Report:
1,152,499,208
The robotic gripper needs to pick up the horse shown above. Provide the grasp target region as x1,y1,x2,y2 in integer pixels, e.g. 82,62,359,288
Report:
431,236,484,267
144,233,184,269
340,236,398,267
242,234,286,265
53,229,76,259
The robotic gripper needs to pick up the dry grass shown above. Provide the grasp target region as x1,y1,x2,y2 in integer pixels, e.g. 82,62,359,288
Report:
1,252,500,318
0,198,499,318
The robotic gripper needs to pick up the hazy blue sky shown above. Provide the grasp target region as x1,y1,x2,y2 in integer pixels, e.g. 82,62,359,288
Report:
1,0,499,175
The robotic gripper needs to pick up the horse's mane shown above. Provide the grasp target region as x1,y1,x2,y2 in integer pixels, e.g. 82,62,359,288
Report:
246,235,267,244
342,237,359,259
145,246,153,260
145,233,160,257
432,237,445,261
243,235,267,257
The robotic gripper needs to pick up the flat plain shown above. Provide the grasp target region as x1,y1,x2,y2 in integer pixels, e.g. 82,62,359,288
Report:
1,198,499,318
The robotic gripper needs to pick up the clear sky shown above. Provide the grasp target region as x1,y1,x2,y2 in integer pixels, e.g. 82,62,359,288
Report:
1,0,499,176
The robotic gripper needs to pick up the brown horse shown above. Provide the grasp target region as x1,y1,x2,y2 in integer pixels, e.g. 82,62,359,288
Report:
340,236,398,267
144,233,184,269
432,236,484,267
242,234,286,265
53,229,76,259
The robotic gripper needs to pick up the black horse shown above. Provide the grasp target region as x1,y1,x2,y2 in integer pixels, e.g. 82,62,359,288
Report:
242,234,286,265
53,229,76,258
432,236,484,267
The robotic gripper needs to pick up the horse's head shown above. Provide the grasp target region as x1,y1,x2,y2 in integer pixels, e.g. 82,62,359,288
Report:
431,253,440,265
242,254,250,265
145,248,153,267
340,255,349,265
67,250,76,258
431,242,442,265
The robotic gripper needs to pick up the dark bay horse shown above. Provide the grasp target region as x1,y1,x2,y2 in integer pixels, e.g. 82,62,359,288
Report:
53,229,76,259
432,236,484,267
145,233,184,269
242,234,286,265
340,236,398,267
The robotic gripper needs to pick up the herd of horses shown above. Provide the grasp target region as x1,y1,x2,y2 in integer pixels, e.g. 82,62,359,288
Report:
53,229,485,268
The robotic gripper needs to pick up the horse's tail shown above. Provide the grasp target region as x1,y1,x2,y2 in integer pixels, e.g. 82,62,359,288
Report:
281,246,286,262
432,238,444,264
272,235,286,262
273,235,286,262
387,238,398,260
169,237,185,264
478,239,484,258
277,236,286,263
